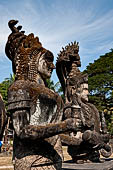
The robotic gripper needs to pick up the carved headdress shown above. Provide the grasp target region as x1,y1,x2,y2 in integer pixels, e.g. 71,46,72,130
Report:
5,20,54,82
56,42,82,94
56,42,88,102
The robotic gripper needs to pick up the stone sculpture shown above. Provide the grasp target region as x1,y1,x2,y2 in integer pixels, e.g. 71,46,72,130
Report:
5,20,79,170
56,42,112,163
0,94,7,141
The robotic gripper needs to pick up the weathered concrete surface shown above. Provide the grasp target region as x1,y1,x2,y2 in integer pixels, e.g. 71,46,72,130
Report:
62,159,113,170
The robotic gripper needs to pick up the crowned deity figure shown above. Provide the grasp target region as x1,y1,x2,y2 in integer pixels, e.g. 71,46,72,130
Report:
56,42,112,163
5,20,78,170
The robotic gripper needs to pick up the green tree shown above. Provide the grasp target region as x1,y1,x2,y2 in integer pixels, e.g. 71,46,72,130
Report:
46,79,64,98
0,74,15,105
83,49,113,134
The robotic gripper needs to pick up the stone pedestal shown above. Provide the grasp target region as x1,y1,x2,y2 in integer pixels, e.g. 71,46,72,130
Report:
62,159,113,170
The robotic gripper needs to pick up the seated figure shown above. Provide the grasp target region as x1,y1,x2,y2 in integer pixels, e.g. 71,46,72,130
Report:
5,20,78,170
56,42,112,163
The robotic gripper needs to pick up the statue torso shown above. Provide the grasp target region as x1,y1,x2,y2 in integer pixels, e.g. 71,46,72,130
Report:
8,80,63,168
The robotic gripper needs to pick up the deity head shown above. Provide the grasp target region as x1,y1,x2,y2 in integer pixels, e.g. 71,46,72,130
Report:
38,51,55,79
5,20,55,84
69,73,88,102
79,83,89,102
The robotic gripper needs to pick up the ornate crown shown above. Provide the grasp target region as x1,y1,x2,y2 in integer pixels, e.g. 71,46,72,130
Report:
56,42,81,94
56,41,80,67
5,20,53,82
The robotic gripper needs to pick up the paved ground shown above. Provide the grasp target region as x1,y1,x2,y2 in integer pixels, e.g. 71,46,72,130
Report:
62,159,113,170
0,147,113,170
0,156,13,170
0,166,13,170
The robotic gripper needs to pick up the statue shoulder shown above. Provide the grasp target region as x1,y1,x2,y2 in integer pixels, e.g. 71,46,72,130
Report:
8,80,63,111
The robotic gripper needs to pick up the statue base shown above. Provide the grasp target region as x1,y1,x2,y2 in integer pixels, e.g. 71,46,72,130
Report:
62,159,113,170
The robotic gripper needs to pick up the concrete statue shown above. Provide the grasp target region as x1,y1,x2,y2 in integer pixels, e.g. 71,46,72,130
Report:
5,20,78,170
56,42,112,163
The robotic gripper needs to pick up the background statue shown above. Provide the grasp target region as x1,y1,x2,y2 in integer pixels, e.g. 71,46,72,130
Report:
0,93,7,146
56,42,112,163
5,20,79,170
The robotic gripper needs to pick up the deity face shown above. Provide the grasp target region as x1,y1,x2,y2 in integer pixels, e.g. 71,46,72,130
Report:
38,51,55,79
80,83,89,102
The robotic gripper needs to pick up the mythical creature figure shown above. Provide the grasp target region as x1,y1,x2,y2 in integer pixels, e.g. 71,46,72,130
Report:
5,20,78,170
56,42,112,163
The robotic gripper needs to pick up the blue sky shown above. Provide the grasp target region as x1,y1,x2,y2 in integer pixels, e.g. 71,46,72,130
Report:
0,0,113,83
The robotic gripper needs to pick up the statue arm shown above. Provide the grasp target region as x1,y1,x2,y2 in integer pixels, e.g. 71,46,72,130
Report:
12,110,78,140
19,119,77,140
59,134,82,146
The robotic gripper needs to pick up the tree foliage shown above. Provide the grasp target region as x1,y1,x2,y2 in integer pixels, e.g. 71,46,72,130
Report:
0,74,15,105
46,79,64,98
83,49,113,134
